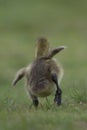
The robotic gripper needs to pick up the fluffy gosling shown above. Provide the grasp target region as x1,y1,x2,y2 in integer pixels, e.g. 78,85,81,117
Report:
12,38,66,107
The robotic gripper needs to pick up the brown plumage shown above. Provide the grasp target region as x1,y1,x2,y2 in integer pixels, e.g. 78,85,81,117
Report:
12,38,66,107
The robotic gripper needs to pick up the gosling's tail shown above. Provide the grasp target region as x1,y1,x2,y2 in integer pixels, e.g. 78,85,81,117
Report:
12,67,26,86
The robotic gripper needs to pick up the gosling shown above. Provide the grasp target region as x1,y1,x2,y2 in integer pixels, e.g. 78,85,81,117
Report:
12,38,66,107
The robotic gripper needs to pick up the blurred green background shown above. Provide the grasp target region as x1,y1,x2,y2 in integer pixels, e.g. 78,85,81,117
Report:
0,0,87,130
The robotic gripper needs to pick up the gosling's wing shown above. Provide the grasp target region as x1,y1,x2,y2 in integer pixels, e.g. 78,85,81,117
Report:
12,67,26,86
40,46,66,60
47,46,66,59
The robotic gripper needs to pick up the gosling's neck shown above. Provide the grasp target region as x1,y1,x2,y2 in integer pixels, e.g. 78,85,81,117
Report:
35,38,50,59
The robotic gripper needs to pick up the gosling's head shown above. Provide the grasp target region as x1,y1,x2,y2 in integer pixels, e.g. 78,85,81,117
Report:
35,37,50,58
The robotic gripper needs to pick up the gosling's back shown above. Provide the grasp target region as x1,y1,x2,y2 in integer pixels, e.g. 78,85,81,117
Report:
26,57,61,97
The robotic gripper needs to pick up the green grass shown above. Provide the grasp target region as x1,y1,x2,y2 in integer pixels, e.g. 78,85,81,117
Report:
0,0,87,130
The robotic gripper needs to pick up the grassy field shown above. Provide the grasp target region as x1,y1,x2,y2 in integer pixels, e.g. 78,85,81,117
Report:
0,0,87,130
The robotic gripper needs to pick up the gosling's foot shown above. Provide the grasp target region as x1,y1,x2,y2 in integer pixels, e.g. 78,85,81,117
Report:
33,98,39,107
54,89,62,105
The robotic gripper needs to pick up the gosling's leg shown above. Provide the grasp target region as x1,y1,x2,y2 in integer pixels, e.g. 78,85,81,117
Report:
29,92,39,107
33,96,39,107
54,88,62,106
52,73,62,105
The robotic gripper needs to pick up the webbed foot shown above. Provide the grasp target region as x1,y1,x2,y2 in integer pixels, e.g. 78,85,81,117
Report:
54,89,62,105
33,98,39,107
